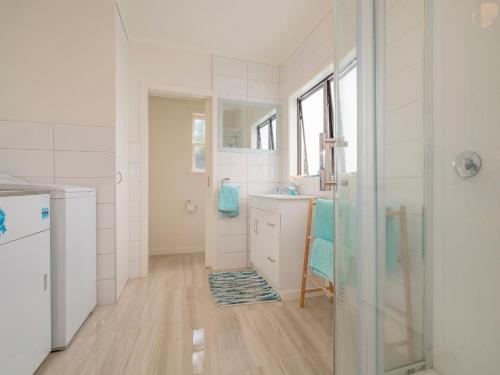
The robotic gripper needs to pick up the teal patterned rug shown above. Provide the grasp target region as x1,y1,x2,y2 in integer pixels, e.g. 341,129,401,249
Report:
208,270,281,307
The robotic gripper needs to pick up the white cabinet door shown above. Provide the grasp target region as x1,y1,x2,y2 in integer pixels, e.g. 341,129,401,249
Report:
249,208,280,287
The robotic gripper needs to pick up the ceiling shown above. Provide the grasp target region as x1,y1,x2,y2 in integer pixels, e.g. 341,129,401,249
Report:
118,0,332,65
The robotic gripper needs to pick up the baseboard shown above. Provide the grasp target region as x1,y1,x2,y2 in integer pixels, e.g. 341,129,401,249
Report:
149,247,204,255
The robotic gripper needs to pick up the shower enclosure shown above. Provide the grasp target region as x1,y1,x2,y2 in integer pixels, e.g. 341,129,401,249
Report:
332,0,430,373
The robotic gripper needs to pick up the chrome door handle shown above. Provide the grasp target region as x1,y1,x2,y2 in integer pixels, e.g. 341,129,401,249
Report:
320,133,336,191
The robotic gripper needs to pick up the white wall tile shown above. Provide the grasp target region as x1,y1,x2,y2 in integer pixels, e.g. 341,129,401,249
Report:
129,142,140,163
385,139,424,178
248,62,279,83
55,177,115,203
97,279,116,305
385,101,423,145
97,228,116,255
128,162,140,182
129,181,141,202
217,164,247,182
386,0,424,43
217,151,247,166
385,62,423,111
129,260,141,278
218,234,248,253
216,251,248,270
97,254,115,280
97,203,116,229
0,121,53,149
214,76,247,97
247,80,279,100
55,151,115,178
130,240,141,261
247,152,280,166
0,149,54,177
386,23,424,77
213,56,247,78
247,182,281,196
54,124,115,152
129,201,141,222
247,164,280,182
218,218,248,236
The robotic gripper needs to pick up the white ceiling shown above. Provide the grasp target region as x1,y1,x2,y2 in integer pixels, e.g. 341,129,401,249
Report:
118,0,332,65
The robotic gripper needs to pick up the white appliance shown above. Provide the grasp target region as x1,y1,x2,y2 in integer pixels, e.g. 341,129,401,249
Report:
0,175,97,350
0,190,51,374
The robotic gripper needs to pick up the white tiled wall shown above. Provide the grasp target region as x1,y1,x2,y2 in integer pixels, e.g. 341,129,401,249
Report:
0,120,116,305
382,0,426,367
128,142,141,278
213,55,281,269
279,10,334,184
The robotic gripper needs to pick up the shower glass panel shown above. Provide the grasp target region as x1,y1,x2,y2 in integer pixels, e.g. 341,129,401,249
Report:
376,0,427,372
333,0,429,374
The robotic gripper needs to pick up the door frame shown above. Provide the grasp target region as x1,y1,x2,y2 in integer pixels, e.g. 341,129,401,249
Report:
138,84,215,277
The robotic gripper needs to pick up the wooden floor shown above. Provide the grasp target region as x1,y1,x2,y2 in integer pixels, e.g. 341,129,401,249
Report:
37,254,333,375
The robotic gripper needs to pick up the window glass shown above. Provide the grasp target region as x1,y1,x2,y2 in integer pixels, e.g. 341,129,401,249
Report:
300,87,324,176
193,119,206,143
271,118,277,150
258,123,270,150
339,66,357,173
192,116,206,172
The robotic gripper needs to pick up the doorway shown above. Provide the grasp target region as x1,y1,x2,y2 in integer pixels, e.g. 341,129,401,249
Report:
147,95,211,259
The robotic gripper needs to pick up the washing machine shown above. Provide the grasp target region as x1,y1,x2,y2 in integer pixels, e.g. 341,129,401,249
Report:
0,190,51,374
0,175,97,350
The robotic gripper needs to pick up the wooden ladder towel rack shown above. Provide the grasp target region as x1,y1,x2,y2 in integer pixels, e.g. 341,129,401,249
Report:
300,199,334,308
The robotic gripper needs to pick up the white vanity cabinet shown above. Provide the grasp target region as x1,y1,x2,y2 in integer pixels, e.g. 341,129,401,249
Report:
249,195,316,300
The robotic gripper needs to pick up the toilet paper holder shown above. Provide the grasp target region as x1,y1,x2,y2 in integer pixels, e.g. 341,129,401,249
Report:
184,200,197,212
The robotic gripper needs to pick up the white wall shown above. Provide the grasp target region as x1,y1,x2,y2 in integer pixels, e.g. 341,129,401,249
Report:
148,96,206,255
433,0,500,374
212,56,282,269
127,40,213,275
0,0,118,305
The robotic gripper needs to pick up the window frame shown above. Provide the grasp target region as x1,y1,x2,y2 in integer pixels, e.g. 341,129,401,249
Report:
191,114,207,173
296,73,334,175
256,113,277,151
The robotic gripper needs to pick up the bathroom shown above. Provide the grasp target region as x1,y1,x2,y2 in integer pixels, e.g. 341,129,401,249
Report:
0,0,499,374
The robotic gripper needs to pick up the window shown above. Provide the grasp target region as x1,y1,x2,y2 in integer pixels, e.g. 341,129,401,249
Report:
192,115,206,172
297,74,334,176
338,62,357,174
256,114,277,150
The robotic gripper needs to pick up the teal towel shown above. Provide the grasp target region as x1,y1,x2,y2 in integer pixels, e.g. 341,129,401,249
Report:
313,199,334,242
218,185,239,217
386,214,402,272
310,238,334,281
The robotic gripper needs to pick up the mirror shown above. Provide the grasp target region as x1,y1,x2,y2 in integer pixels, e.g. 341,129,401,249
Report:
219,99,279,151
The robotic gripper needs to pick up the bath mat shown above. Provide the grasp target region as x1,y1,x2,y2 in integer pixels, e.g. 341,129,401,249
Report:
208,270,281,307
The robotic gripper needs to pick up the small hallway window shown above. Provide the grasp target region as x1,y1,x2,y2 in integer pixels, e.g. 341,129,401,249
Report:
192,114,206,172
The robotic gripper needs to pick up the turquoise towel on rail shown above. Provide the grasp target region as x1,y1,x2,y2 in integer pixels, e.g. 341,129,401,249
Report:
310,238,334,281
313,199,334,242
218,184,240,217
310,199,334,281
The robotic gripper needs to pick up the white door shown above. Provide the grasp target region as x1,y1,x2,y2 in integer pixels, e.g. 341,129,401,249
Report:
115,9,130,299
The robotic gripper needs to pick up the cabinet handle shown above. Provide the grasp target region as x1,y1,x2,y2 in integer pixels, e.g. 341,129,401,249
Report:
43,274,48,291
266,222,276,227
266,256,276,263
255,219,259,234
